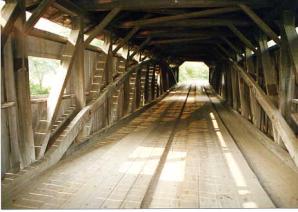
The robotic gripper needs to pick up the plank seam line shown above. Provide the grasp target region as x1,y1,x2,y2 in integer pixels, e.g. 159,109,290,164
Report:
140,85,192,208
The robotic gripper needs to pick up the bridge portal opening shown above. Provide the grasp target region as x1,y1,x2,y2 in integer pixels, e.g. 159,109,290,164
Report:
178,61,209,85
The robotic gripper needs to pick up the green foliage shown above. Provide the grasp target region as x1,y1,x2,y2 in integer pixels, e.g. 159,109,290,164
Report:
179,62,209,82
30,83,50,95
28,56,60,96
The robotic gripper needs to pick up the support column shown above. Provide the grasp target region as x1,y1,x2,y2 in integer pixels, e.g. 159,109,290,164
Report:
151,65,156,101
231,66,239,111
279,11,296,127
122,49,131,116
2,36,22,171
104,41,113,126
11,0,35,166
144,64,150,104
73,17,85,109
134,67,142,109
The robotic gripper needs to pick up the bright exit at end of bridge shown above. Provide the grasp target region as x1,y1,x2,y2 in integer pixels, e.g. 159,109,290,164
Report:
179,61,209,86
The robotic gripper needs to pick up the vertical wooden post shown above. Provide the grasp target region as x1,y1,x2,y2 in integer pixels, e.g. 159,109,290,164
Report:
73,17,85,109
258,31,280,142
104,41,113,126
122,48,131,116
231,66,239,111
151,65,156,101
2,36,22,171
258,32,278,99
245,51,261,127
11,0,35,166
280,10,298,81
144,64,150,104
225,64,233,107
279,11,296,126
134,66,142,109
238,72,251,119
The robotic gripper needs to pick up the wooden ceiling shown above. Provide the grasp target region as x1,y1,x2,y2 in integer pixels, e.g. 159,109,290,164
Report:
25,0,298,64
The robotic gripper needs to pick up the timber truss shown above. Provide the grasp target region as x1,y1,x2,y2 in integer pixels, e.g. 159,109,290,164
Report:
1,0,298,203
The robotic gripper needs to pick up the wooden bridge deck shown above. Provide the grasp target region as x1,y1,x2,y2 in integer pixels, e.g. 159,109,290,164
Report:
4,83,297,209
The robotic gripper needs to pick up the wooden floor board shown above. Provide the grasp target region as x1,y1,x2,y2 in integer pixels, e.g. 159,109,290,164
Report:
4,83,283,209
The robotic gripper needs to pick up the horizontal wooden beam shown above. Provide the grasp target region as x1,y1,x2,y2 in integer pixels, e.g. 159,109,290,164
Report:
76,0,273,11
137,30,233,39
1,101,16,109
239,4,280,44
150,37,214,45
29,28,105,53
120,18,251,28
122,7,240,27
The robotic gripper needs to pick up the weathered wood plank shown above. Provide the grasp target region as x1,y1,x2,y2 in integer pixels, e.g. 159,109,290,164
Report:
73,17,86,109
232,61,298,166
2,36,22,171
11,0,36,166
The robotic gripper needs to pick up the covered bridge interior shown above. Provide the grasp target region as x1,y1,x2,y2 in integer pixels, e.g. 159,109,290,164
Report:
1,0,298,209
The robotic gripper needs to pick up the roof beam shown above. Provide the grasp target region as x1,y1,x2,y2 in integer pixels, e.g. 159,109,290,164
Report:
113,26,140,54
122,7,240,27
76,0,273,11
1,1,20,46
216,43,233,59
239,4,280,44
137,30,233,39
24,0,55,33
54,0,87,17
84,7,121,46
129,37,151,59
228,24,257,52
120,19,251,29
220,36,243,55
150,37,213,45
